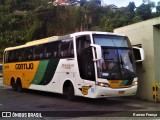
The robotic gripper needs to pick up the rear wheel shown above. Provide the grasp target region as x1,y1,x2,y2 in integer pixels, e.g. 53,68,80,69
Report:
11,81,16,91
16,79,23,92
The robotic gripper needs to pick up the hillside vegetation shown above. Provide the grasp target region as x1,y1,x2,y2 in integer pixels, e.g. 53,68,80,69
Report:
0,0,160,52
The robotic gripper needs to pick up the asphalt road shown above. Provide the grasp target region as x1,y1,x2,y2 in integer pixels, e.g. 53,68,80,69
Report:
0,77,160,120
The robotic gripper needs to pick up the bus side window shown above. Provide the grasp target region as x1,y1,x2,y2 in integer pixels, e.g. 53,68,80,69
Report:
60,38,74,58
76,35,95,81
14,50,18,62
15,50,23,62
58,43,61,58
45,44,52,59
68,41,74,57
18,50,23,61
34,45,44,60
45,41,60,59
9,51,14,62
60,41,69,58
46,42,55,59
76,35,91,55
53,42,60,58
4,51,9,63
24,47,33,61
54,51,57,58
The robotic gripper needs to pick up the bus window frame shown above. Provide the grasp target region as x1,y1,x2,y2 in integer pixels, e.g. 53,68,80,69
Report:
4,37,75,63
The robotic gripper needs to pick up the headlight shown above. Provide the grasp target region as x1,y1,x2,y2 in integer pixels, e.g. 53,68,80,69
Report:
96,82,110,87
132,81,138,86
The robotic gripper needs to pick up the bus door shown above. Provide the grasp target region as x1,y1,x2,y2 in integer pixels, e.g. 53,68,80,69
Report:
76,35,96,97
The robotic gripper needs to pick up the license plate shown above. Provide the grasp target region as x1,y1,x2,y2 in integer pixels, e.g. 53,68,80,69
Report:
119,91,125,94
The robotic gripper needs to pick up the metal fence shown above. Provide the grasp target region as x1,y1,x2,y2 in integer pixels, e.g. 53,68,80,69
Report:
153,82,160,102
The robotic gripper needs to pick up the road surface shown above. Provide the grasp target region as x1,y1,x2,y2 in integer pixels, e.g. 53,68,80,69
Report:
0,77,159,120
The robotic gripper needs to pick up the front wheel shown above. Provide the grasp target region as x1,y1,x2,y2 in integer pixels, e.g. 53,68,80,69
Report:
64,84,75,101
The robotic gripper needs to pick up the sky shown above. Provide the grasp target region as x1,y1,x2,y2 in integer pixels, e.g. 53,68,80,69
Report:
103,0,160,7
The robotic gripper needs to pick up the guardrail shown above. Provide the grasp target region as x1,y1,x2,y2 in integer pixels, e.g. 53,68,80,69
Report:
153,82,160,102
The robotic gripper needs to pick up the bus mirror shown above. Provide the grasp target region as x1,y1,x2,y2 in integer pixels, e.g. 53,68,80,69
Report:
132,46,145,62
90,44,102,61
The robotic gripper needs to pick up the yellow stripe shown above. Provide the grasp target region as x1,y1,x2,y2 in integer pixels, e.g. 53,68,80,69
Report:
108,80,123,88
108,80,133,88
3,61,40,88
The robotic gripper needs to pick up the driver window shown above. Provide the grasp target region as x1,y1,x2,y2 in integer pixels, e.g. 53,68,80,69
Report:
76,35,91,55
76,35,95,81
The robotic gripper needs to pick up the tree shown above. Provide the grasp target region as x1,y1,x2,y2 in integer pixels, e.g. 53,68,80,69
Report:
156,1,160,15
131,16,142,23
128,2,136,12
143,0,151,3
80,0,87,6
136,3,152,20
143,0,155,8
0,0,159,53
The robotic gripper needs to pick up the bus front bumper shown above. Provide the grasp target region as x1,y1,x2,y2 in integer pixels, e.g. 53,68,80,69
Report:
95,85,137,98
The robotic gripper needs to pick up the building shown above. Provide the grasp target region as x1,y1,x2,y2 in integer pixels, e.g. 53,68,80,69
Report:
51,0,80,6
114,17,160,102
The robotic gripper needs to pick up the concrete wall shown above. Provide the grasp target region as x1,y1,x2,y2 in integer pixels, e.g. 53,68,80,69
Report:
114,17,160,101
153,25,160,87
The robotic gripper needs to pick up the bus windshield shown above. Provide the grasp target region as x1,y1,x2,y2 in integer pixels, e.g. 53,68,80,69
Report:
93,34,131,47
93,34,136,80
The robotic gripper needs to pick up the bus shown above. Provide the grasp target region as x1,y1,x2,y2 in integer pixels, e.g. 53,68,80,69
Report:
3,31,144,100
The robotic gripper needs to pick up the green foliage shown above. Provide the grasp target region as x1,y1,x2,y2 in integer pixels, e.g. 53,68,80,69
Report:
136,3,152,20
128,2,136,12
156,1,160,16
131,16,143,23
0,0,160,53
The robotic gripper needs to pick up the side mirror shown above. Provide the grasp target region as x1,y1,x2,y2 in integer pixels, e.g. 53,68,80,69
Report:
132,46,145,62
90,44,102,61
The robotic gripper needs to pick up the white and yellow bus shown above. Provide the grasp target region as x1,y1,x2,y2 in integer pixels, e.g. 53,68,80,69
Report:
3,31,144,100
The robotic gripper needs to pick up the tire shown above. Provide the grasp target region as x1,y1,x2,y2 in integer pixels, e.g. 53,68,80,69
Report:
64,83,75,101
11,81,17,91
16,80,23,92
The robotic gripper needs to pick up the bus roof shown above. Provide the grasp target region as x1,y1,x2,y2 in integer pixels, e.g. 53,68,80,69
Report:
4,36,59,51
4,31,126,51
71,31,126,37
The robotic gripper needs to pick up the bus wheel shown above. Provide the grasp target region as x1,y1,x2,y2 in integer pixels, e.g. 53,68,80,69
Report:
16,79,23,92
11,79,16,91
64,83,75,101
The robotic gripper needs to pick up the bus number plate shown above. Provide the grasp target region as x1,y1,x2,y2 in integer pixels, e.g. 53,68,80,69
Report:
119,91,125,94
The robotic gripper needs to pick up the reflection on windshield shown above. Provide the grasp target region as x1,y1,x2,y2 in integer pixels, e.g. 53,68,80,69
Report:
97,47,136,80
